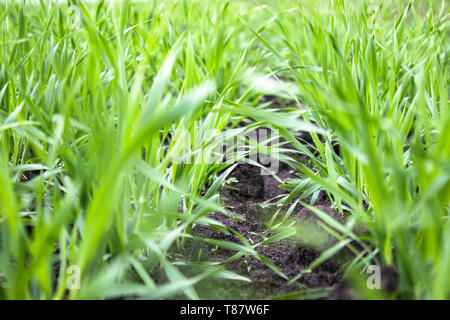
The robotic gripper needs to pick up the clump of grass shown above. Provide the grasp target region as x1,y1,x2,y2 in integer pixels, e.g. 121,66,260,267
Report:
252,0,449,299
0,0,286,299
0,0,448,300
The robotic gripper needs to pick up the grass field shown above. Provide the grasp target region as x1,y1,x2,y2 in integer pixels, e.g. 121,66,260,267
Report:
0,0,449,300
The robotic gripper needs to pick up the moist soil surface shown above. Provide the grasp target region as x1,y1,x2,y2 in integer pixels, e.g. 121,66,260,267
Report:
170,162,346,299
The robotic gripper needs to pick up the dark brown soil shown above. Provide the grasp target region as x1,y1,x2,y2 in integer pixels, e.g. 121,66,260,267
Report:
171,162,345,299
